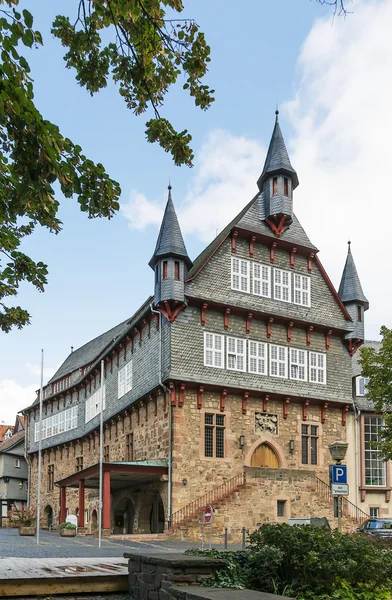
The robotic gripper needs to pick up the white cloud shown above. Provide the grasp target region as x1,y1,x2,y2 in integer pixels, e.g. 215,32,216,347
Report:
25,362,58,380
0,380,37,425
122,0,390,339
122,130,266,242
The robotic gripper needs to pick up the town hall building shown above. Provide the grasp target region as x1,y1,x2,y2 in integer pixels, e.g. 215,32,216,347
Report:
23,112,371,538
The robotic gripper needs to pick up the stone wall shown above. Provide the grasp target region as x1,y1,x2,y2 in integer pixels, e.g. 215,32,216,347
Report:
29,394,169,530
171,389,347,515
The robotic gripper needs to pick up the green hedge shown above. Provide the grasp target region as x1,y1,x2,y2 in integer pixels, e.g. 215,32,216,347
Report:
186,524,392,599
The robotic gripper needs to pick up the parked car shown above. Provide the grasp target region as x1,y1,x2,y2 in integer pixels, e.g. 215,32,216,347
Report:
357,519,392,537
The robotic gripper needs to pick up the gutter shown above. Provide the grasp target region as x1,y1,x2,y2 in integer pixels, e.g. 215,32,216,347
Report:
150,305,172,530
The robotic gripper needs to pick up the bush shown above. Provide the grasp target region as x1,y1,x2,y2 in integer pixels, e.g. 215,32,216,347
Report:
7,505,36,526
59,522,76,530
187,525,392,599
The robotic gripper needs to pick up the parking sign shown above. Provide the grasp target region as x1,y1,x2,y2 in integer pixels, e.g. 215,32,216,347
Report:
331,465,347,485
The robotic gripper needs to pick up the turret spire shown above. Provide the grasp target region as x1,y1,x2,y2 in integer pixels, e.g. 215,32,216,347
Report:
338,242,369,310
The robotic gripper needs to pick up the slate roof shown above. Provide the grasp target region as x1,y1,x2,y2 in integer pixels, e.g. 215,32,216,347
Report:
257,111,299,190
187,194,318,280
149,186,192,269
0,430,25,453
338,243,369,310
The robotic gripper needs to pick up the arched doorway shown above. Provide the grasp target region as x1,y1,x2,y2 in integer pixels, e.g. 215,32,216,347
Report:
150,493,165,534
250,443,279,467
113,498,134,535
91,509,98,532
44,505,53,530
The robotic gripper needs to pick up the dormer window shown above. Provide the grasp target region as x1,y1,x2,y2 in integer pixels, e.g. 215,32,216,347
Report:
357,305,362,322
162,261,168,280
284,177,289,197
174,261,180,281
272,177,278,195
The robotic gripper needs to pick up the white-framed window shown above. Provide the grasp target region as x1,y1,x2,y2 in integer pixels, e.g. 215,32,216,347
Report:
85,386,106,424
227,337,246,372
309,352,326,384
293,274,311,307
273,268,291,303
34,406,78,442
231,258,250,293
253,263,271,298
204,332,224,369
290,348,307,381
248,341,267,375
270,345,288,378
14,459,20,468
357,376,369,396
118,361,133,399
364,416,386,486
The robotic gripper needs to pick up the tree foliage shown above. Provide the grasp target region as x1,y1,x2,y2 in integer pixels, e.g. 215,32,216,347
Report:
359,326,392,460
0,0,213,332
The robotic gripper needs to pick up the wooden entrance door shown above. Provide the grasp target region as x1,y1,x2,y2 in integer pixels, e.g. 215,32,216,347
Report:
250,443,279,467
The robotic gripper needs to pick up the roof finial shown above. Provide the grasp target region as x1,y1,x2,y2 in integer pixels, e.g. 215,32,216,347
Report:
168,180,172,200
275,105,279,123
348,240,351,253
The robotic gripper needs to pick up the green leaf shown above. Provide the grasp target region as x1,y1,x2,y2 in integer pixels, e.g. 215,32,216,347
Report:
23,10,33,29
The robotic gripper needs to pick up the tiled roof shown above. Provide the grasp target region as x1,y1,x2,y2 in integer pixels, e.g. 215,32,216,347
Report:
0,430,25,453
149,187,192,269
257,112,299,190
338,243,369,309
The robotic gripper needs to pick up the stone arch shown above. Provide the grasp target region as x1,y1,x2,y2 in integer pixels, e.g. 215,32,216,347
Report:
44,504,53,529
138,490,165,534
245,435,287,469
91,509,98,531
112,493,135,535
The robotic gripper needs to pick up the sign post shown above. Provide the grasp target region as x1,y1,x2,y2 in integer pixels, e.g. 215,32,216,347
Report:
202,505,213,550
330,464,348,532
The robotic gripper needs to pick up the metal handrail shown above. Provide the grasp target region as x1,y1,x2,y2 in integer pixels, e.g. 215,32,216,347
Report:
170,471,246,529
316,476,369,525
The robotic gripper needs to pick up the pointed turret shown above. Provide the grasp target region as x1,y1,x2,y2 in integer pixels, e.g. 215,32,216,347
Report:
338,242,369,352
149,185,192,322
258,111,299,237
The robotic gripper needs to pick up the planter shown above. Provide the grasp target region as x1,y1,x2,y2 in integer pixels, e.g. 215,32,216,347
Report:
18,526,36,536
59,528,76,537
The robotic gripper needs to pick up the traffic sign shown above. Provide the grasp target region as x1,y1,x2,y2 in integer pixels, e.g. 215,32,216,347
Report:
331,465,347,485
331,483,349,496
203,505,213,524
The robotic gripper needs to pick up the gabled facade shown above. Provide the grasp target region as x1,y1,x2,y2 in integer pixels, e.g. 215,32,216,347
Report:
24,114,369,537
0,430,28,526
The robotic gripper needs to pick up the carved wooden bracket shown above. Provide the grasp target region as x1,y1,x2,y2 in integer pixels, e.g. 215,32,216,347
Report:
342,404,349,426
321,402,328,424
302,401,310,421
263,395,269,413
201,303,208,327
249,235,256,257
308,252,315,273
134,327,142,346
325,330,333,350
283,398,290,419
220,389,227,412
306,325,314,346
178,383,185,408
267,317,274,339
169,382,176,407
270,241,277,263
143,317,151,338
231,230,238,253
197,386,204,410
287,321,294,343
290,247,297,269
224,308,231,331
246,313,253,335
242,391,249,415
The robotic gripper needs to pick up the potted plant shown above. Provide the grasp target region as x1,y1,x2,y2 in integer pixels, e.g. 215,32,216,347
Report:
59,522,77,537
8,505,37,536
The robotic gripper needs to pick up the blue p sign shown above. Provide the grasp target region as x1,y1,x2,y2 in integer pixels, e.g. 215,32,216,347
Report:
331,465,347,484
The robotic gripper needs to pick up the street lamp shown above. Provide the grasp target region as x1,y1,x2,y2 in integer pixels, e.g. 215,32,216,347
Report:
328,441,348,532
18,481,23,491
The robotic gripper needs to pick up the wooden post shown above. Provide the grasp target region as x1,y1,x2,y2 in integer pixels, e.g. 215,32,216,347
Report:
103,471,111,531
78,479,85,528
59,487,66,524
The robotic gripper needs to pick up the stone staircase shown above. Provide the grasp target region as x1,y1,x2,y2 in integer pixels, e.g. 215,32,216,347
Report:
169,467,369,543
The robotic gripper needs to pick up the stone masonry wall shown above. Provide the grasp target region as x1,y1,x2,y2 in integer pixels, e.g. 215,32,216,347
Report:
171,389,347,516
29,394,169,530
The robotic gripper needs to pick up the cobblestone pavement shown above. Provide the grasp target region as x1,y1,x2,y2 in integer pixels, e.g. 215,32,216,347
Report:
0,528,240,559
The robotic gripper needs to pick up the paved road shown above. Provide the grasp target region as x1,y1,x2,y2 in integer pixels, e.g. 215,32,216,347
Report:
0,528,209,558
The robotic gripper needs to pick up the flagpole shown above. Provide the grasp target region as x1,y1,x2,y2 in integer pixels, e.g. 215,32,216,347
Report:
36,349,44,545
98,359,104,548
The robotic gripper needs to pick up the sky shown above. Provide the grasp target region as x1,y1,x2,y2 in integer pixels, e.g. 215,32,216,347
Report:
1,0,391,424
